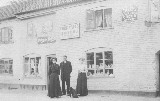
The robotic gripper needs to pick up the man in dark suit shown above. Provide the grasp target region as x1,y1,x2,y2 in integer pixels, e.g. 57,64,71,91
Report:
60,55,72,95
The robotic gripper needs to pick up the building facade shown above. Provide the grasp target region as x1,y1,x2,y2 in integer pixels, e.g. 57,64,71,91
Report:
0,0,160,96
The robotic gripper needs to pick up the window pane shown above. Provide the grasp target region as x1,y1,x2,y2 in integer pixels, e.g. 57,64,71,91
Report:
24,64,29,76
1,28,5,42
87,52,94,60
4,31,9,38
30,58,35,75
96,52,103,74
0,60,4,64
24,57,29,63
86,53,94,76
105,51,113,59
104,8,112,28
9,60,13,64
9,65,13,74
104,51,113,76
35,57,41,74
87,53,94,68
95,10,103,28
105,69,113,75
3,28,9,43
0,70,3,74
5,65,9,73
1,28,5,37
96,52,103,65
86,10,95,29
8,29,12,41
0,65,3,69
0,65,5,69
5,60,9,64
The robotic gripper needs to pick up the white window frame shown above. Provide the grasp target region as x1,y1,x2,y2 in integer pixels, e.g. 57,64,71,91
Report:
86,48,114,78
23,54,41,78
0,27,13,44
86,8,112,30
0,58,13,75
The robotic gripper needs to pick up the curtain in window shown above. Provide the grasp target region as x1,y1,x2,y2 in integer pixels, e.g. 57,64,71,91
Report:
95,10,103,28
104,8,112,27
30,58,35,75
4,28,9,42
86,10,95,29
8,29,12,42
37,57,41,76
24,56,41,77
0,28,12,43
1,28,5,42
24,57,29,77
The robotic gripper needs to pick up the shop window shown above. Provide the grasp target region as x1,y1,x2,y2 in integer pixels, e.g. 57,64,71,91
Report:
24,54,41,78
0,27,13,44
86,51,114,78
0,58,13,75
86,8,112,30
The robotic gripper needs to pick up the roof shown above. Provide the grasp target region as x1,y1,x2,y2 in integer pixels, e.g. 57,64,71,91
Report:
0,0,90,21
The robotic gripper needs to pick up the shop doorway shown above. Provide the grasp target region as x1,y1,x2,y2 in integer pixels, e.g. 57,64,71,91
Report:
158,54,160,96
156,52,160,97
46,54,56,90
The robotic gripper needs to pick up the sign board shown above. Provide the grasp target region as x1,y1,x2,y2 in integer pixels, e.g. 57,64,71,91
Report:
37,37,56,44
60,23,80,40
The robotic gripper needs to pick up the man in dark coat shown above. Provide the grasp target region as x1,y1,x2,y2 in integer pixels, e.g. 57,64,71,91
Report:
60,55,72,96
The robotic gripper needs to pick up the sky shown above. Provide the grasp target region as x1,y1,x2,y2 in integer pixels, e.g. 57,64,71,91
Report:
0,0,18,7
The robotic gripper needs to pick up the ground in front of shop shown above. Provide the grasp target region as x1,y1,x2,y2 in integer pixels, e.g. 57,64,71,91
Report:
0,89,160,101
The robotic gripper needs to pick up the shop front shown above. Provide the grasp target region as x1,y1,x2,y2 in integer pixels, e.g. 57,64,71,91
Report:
0,0,160,96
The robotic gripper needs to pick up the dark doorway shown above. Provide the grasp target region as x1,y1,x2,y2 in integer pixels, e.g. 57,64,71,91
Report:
46,54,56,90
158,54,160,96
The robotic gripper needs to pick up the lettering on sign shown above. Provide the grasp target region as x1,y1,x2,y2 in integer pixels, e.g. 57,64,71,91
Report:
60,23,80,40
37,37,56,44
122,6,138,22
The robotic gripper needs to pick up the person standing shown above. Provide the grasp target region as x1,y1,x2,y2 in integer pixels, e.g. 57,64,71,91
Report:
76,58,88,96
60,55,72,96
48,58,62,98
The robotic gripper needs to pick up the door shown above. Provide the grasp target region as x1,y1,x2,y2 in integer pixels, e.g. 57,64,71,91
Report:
46,54,56,90
159,54,160,96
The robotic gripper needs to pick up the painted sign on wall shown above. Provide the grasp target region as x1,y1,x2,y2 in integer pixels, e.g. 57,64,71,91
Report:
122,6,138,22
37,37,56,44
60,23,80,40
27,22,37,38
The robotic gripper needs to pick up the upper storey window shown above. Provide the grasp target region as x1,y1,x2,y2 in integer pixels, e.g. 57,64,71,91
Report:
86,8,112,30
0,27,13,44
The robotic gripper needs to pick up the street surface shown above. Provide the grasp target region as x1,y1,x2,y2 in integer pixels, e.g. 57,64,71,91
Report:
0,89,160,101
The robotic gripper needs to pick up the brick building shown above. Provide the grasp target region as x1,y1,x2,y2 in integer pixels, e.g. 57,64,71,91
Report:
0,0,160,96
